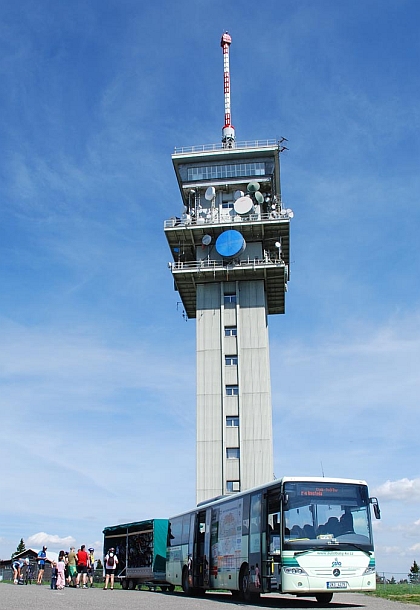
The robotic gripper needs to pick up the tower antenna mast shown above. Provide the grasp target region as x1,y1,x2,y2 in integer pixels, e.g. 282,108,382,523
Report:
220,32,235,148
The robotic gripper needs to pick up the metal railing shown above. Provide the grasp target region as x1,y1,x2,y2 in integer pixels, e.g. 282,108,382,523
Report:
164,211,290,229
173,139,279,155
168,258,287,273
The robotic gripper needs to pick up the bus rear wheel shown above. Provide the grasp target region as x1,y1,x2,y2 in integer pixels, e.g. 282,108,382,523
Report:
315,592,333,604
182,568,194,595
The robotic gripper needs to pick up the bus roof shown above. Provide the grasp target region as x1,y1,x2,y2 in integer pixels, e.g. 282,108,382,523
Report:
169,476,369,519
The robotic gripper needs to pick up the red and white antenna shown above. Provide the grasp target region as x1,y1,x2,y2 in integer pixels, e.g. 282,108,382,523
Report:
220,32,235,148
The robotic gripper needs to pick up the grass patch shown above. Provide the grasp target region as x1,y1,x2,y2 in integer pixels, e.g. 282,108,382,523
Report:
367,584,420,605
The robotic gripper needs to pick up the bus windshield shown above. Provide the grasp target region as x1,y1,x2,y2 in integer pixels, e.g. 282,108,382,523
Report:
282,481,373,551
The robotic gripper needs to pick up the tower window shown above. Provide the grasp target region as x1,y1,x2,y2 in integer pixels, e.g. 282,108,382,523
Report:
225,355,238,366
226,385,239,396
226,416,239,427
187,162,265,181
224,294,237,304
224,326,237,337
226,481,240,492
226,448,240,459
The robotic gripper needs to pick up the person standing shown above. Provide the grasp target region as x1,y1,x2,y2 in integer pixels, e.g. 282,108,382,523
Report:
87,548,95,587
56,551,66,590
103,547,118,590
67,546,77,587
50,562,58,590
37,546,47,585
75,545,89,589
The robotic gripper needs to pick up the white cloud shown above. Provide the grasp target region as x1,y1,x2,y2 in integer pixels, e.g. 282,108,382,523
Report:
26,532,76,549
373,479,420,503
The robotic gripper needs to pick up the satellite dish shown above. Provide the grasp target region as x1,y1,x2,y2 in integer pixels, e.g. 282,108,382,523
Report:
233,190,244,200
286,208,294,218
216,230,246,258
205,186,216,201
254,191,264,204
247,181,260,193
234,196,253,215
202,235,212,246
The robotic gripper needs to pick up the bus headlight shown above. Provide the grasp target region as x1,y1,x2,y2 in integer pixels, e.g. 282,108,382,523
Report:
363,567,376,575
283,567,308,575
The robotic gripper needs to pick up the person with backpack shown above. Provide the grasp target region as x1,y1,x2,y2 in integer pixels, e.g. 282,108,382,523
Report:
103,547,118,590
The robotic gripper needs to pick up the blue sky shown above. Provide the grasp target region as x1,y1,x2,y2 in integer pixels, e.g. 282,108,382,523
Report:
0,0,419,577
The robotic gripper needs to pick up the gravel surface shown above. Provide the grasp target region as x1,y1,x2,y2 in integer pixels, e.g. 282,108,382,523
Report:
0,584,416,610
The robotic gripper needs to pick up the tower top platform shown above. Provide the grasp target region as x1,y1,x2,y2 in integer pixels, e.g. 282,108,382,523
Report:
164,138,292,319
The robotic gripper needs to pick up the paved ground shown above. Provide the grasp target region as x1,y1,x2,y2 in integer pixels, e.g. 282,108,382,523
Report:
0,584,416,610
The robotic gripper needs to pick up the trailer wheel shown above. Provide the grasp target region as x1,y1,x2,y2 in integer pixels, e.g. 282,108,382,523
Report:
128,579,136,590
121,579,128,590
315,593,333,604
238,563,251,601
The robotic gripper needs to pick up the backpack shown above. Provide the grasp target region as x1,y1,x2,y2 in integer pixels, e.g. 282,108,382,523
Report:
108,552,115,567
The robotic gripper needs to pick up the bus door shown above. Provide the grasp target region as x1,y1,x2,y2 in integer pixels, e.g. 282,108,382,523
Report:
192,509,211,588
267,485,282,590
248,491,264,593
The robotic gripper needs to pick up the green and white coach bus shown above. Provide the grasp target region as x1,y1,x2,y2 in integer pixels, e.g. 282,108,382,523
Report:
166,476,381,604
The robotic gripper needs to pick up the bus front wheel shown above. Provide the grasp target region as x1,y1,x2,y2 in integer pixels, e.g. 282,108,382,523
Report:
239,563,251,601
315,592,333,604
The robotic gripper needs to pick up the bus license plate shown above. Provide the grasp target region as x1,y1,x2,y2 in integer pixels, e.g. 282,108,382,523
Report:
327,581,347,589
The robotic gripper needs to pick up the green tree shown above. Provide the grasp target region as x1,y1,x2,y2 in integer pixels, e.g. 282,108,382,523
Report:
409,559,420,583
11,538,26,559
96,558,103,570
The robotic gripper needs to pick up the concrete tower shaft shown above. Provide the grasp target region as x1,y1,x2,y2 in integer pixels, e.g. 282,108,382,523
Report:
164,35,292,505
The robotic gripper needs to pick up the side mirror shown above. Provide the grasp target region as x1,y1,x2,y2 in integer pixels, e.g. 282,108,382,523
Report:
369,496,381,520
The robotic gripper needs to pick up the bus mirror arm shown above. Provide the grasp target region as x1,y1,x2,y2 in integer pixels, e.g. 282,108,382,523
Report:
369,497,381,519
280,493,288,505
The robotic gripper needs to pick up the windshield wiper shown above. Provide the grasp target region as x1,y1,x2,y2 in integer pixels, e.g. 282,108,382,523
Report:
337,542,372,556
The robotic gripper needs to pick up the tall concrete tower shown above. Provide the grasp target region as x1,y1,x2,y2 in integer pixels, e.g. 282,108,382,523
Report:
164,33,292,504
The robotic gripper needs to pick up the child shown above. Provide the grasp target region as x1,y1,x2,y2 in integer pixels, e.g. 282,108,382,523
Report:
50,562,58,590
56,552,66,590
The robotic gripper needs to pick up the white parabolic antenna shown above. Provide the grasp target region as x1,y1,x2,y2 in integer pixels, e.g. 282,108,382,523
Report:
247,181,260,193
202,234,212,246
234,196,253,215
205,186,216,201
